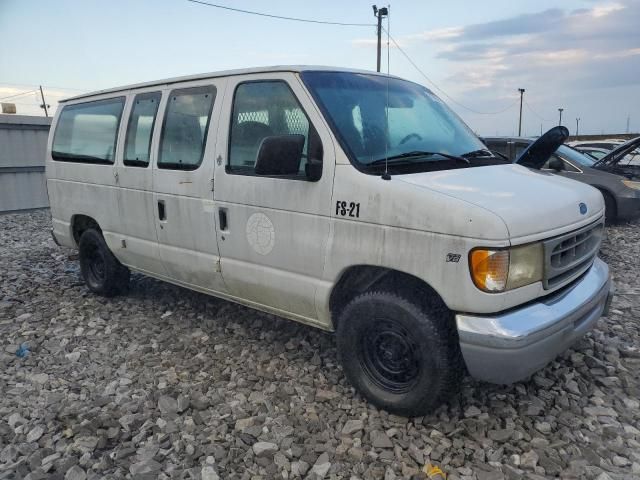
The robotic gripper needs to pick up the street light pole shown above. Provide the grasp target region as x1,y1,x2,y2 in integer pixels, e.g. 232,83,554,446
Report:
576,117,580,136
518,88,525,136
558,108,564,126
372,5,388,73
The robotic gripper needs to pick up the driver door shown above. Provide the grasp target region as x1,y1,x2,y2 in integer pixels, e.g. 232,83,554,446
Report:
213,72,335,321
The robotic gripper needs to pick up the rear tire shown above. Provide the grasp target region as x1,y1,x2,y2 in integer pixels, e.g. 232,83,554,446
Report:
79,229,130,297
336,290,463,416
601,191,617,224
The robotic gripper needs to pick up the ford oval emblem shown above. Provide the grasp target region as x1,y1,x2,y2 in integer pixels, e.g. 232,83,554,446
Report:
579,202,587,215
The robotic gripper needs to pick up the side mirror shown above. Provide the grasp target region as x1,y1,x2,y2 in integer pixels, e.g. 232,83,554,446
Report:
255,134,305,176
548,157,564,171
305,158,323,182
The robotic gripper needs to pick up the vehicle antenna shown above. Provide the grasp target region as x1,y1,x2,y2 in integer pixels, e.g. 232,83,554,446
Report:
382,5,391,181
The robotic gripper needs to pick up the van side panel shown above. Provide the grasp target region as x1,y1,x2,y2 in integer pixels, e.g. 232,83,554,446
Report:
212,73,337,322
151,80,227,293
316,161,558,324
111,89,167,277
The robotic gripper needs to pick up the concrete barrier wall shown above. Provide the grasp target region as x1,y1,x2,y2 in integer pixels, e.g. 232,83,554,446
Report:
568,133,639,142
0,114,52,213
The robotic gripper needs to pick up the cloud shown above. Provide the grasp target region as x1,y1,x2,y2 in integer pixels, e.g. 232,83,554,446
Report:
410,1,640,95
352,37,405,49
408,27,463,42
391,1,640,134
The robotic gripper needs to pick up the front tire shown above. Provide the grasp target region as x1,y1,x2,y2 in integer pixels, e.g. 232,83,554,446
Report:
79,229,130,297
336,290,463,416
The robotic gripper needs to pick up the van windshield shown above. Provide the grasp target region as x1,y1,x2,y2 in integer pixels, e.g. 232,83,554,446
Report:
302,71,496,173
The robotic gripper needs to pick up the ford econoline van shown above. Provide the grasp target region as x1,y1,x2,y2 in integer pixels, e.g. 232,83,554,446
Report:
46,66,613,415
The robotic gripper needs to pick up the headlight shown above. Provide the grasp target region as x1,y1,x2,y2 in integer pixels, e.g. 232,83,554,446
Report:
470,243,543,293
622,179,640,191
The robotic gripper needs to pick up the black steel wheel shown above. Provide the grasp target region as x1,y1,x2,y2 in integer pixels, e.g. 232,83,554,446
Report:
361,320,420,394
79,228,130,297
336,290,463,416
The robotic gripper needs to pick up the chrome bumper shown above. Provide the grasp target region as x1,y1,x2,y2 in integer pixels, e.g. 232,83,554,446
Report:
456,257,613,384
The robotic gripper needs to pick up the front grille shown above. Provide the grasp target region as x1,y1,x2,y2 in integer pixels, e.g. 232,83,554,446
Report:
543,221,603,289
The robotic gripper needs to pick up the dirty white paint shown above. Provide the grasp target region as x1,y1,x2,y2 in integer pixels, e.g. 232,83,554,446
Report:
246,213,275,256
45,66,605,332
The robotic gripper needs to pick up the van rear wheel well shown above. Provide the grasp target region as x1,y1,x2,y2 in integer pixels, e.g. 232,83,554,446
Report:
72,215,101,246
329,266,447,329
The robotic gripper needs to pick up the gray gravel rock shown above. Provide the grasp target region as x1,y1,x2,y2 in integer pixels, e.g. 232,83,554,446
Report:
1,210,640,479
342,419,364,435
252,441,278,457
64,465,86,480
307,452,331,479
25,426,44,443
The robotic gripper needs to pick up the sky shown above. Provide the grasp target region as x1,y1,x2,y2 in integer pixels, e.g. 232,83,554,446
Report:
1,0,638,136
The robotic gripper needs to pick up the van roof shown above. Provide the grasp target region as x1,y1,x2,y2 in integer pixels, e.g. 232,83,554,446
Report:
62,65,401,103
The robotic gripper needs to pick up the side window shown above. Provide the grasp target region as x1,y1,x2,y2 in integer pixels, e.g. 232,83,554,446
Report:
588,150,606,160
228,81,323,177
52,97,125,164
124,92,161,167
158,85,216,170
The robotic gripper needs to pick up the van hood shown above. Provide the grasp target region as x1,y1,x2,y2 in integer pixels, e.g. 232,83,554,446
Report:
397,164,604,240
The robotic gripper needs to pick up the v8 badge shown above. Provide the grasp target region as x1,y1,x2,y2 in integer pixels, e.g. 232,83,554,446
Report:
446,253,461,263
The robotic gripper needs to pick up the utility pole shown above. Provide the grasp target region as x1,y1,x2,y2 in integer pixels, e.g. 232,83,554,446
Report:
517,88,525,136
576,117,580,136
627,115,631,134
39,85,50,117
540,123,543,136
372,5,388,72
558,108,564,126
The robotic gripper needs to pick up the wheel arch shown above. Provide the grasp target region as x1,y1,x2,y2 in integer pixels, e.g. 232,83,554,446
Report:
329,265,448,329
71,214,101,247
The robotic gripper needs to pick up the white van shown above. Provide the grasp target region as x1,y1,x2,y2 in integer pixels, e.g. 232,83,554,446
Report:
46,66,613,415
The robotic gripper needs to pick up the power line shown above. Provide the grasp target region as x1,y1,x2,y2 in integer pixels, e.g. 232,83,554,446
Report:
0,90,38,102
383,29,518,115
524,100,551,122
188,1,517,116
187,0,376,27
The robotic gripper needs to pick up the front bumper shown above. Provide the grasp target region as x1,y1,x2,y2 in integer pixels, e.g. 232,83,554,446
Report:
456,257,613,384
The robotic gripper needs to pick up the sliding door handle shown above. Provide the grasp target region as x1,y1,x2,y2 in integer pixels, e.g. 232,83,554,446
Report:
158,200,166,221
218,208,228,231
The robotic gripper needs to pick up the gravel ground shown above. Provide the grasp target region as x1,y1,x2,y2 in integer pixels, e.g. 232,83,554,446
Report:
1,210,639,480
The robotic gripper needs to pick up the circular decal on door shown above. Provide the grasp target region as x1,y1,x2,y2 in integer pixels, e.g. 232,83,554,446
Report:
246,213,275,255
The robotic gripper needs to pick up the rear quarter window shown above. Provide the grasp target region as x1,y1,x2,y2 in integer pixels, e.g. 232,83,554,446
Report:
52,97,125,164
158,85,216,171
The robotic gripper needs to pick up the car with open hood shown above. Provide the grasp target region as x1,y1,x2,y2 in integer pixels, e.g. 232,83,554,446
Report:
47,66,613,415
484,132,640,222
574,146,611,161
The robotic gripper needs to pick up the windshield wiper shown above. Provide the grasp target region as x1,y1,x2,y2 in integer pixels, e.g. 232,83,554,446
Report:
369,150,470,166
461,149,494,158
